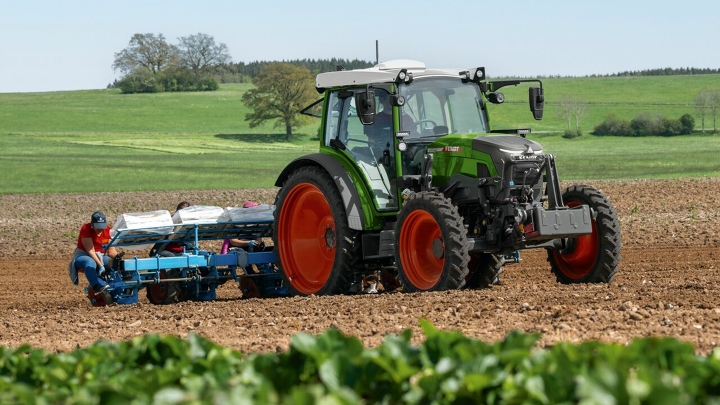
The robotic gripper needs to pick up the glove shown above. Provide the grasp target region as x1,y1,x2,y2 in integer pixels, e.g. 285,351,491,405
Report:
98,264,108,277
248,240,256,248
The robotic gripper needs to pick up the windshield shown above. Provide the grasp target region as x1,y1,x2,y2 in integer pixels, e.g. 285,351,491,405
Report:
399,77,488,139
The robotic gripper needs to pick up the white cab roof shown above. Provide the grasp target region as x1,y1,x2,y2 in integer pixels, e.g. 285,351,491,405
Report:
316,60,465,89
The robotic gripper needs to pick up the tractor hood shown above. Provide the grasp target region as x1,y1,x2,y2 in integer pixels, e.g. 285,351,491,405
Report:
472,135,543,155
472,135,544,175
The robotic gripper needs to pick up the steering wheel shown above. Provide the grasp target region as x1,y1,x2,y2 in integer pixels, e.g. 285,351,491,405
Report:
414,119,437,129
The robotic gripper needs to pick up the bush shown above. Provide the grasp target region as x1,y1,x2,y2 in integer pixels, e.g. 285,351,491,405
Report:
116,69,220,94
117,70,164,94
630,112,658,136
593,114,632,136
680,113,695,134
563,128,582,138
658,117,683,136
198,77,219,91
595,113,695,137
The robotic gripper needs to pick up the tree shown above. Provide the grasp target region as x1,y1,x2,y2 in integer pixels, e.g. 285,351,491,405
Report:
557,97,587,133
710,90,720,133
112,33,178,75
177,33,231,78
242,63,316,140
571,102,587,131
695,91,711,133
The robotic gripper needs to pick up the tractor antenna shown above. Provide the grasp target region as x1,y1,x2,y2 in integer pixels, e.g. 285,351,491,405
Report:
375,40,379,65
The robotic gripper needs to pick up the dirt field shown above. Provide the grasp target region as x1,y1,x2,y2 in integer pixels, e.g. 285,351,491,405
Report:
1,178,719,354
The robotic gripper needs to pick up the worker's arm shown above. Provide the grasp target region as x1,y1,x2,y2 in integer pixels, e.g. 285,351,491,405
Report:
81,237,104,267
106,246,118,266
229,239,252,248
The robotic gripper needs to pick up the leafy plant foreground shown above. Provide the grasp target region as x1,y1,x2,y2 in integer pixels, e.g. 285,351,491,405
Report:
2,320,720,405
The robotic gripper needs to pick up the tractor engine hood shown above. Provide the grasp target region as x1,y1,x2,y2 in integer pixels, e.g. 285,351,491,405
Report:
472,135,544,175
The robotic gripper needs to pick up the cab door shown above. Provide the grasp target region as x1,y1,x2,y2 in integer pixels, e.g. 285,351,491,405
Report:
323,88,398,211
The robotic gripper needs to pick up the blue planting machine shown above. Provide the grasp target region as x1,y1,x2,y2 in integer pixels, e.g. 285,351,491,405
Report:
89,219,287,306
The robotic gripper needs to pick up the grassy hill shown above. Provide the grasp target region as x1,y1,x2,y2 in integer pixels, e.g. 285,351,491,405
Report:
489,74,720,132
1,76,719,194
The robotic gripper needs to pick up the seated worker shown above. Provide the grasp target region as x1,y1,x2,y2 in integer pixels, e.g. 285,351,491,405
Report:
225,201,262,251
363,94,394,155
69,211,118,294
363,93,417,153
150,201,190,257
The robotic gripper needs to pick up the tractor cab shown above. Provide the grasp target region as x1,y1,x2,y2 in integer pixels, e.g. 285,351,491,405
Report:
304,60,543,214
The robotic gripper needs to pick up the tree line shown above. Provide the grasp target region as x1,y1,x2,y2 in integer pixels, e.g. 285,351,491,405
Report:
603,67,720,77
222,58,373,82
109,32,373,94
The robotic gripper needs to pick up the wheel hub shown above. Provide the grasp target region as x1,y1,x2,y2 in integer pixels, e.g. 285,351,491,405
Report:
559,237,578,254
432,238,444,259
323,226,336,250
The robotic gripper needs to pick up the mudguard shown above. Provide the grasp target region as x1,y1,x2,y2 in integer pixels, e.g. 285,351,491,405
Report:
275,153,366,230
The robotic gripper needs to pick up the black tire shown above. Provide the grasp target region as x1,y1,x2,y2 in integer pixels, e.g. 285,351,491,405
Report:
146,269,182,305
394,192,469,292
464,253,504,289
273,166,360,296
547,185,621,283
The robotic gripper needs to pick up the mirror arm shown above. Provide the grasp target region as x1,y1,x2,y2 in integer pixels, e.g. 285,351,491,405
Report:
490,79,543,92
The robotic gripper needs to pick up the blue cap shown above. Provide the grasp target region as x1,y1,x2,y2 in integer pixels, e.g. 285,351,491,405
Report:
91,211,107,229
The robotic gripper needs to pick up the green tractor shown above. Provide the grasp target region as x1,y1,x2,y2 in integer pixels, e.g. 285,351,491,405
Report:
272,60,621,295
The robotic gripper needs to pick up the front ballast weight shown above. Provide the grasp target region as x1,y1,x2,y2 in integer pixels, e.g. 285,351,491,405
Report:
466,154,591,252
464,153,620,284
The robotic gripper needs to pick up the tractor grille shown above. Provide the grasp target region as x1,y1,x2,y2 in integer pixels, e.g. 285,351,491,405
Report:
510,162,541,186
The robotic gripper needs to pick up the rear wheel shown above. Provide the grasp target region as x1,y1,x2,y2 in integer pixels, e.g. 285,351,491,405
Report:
548,185,621,283
273,167,359,296
394,192,469,292
464,253,504,289
146,269,182,304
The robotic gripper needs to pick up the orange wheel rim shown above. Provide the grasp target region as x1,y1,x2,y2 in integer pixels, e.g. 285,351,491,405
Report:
552,200,599,279
399,210,443,290
278,183,335,295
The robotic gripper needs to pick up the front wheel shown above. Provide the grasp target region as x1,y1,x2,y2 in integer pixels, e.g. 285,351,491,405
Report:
464,253,504,289
273,166,359,296
394,192,469,292
548,185,621,283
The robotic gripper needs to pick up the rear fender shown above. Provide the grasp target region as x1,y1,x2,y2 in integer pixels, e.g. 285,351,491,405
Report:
275,153,368,231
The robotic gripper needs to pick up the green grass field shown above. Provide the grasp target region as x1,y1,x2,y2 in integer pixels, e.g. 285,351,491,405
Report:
1,76,719,194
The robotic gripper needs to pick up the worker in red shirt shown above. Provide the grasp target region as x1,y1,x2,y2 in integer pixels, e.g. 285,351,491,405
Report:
69,211,118,294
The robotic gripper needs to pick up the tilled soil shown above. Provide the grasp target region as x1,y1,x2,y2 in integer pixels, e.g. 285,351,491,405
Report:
1,178,719,354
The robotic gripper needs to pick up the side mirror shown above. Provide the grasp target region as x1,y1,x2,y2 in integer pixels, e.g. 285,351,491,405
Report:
529,87,544,120
355,89,376,125
382,145,391,167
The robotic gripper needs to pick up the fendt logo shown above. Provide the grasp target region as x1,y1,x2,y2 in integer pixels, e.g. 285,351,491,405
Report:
429,146,462,153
